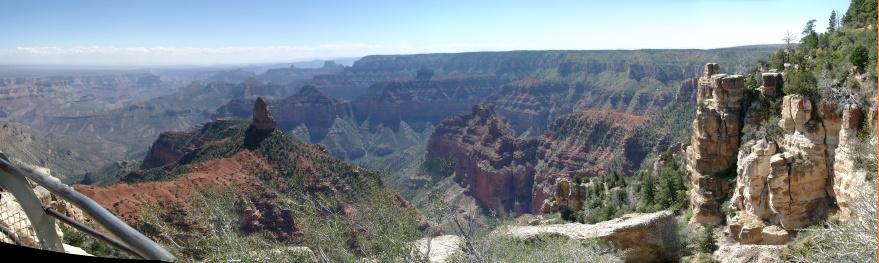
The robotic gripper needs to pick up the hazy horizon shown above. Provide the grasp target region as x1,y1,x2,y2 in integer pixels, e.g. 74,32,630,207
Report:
1,0,849,66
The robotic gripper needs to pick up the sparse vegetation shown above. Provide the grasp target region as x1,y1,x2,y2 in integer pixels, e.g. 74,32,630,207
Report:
447,235,621,263
567,150,689,224
850,44,869,69
783,69,820,98
60,224,130,259
784,186,877,262
741,116,785,143
422,157,455,182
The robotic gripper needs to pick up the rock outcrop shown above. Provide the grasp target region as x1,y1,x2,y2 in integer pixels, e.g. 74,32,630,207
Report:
765,96,834,229
686,63,745,225
533,110,647,210
140,131,203,169
728,93,867,242
250,97,277,133
730,139,777,222
539,178,586,215
831,104,866,217
759,73,783,98
244,97,277,147
500,211,679,263
426,104,538,214
214,87,350,142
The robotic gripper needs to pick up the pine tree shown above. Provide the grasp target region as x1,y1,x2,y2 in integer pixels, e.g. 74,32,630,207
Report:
639,175,656,211
850,45,869,69
828,10,838,33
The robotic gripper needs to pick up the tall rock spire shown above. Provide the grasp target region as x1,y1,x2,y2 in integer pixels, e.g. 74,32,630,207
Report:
686,63,745,226
245,97,276,148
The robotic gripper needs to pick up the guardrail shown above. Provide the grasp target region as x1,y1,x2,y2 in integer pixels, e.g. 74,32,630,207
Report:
0,152,175,261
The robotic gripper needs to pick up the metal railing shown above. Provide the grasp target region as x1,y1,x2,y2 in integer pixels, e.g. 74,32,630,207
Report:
0,152,175,261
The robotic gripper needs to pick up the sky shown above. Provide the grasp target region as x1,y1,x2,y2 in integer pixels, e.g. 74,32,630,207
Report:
0,0,851,66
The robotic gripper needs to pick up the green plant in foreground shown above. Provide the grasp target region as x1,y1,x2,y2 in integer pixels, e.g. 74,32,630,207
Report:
784,186,877,262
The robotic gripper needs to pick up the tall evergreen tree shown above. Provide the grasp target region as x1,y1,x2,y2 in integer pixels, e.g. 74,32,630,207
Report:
802,19,817,35
828,10,838,33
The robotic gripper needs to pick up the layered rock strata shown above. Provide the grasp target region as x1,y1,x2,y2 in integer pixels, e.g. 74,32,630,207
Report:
759,73,783,98
831,104,866,217
539,178,586,215
728,94,867,243
686,63,745,225
426,104,538,214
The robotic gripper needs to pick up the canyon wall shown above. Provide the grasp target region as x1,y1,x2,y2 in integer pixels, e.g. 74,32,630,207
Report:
426,107,657,214
532,110,648,210
426,104,538,214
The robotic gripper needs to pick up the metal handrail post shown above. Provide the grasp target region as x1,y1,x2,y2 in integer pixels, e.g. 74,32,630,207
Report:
0,169,64,251
0,156,175,261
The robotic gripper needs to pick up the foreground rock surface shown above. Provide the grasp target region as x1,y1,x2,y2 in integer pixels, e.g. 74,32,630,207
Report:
713,244,784,263
499,210,678,263
413,235,464,263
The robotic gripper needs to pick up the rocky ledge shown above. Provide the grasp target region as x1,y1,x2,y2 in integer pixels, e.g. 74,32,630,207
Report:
499,210,679,263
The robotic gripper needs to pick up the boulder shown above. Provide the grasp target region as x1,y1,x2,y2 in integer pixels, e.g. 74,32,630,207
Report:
729,213,765,244
760,225,790,245
727,213,791,245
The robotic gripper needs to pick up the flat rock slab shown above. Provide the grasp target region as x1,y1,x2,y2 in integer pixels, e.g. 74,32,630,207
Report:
713,244,784,263
499,211,678,263
413,235,464,263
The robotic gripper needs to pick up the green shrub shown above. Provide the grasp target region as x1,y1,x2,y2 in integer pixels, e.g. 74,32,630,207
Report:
422,157,455,182
850,45,869,69
783,70,820,98
769,49,788,70
447,235,621,263
694,226,718,253
783,186,877,262
60,224,130,258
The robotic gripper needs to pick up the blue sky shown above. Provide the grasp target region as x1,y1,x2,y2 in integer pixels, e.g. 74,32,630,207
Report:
0,0,851,66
